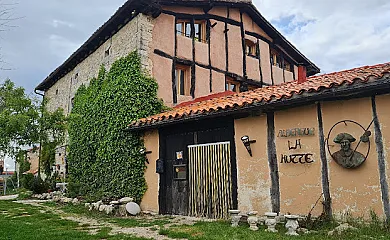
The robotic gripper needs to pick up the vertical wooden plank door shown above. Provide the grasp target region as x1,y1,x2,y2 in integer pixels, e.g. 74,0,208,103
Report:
188,142,233,219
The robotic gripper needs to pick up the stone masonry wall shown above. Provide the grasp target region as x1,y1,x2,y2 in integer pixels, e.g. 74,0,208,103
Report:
45,14,155,114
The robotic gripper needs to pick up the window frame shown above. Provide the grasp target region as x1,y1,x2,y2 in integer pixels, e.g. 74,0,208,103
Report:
270,49,283,68
226,77,241,93
245,39,257,57
175,65,191,96
176,20,207,43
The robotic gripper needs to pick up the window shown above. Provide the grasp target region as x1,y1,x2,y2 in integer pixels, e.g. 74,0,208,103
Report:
74,73,79,85
70,97,75,109
56,89,59,95
226,77,240,93
175,65,191,96
176,21,191,38
245,39,257,57
176,20,206,43
270,49,283,68
105,47,110,57
284,62,293,72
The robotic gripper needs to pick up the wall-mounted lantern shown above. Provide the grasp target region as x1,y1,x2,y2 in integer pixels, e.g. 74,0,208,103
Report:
241,135,256,157
140,148,152,164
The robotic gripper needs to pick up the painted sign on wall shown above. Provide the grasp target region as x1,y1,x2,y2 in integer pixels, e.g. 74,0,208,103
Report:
278,128,316,164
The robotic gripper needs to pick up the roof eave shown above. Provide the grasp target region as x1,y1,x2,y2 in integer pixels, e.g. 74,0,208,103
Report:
127,75,390,131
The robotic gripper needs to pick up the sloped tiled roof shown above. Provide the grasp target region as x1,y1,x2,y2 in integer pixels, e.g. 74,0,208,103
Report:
129,62,390,129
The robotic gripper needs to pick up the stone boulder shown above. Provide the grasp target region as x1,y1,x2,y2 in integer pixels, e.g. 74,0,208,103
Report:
99,205,106,212
126,202,141,216
105,205,114,215
119,197,133,204
328,223,357,236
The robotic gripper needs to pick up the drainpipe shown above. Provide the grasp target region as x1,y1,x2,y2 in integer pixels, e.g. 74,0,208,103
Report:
34,89,45,179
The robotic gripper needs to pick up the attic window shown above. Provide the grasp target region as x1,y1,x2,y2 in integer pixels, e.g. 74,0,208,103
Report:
176,20,207,43
270,49,283,68
245,39,257,57
284,62,293,72
226,77,240,93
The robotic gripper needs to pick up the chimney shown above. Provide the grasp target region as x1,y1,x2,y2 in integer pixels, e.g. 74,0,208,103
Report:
297,65,307,84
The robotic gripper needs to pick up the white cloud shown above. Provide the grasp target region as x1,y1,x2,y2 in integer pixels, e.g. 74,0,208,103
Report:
51,19,74,28
254,0,390,73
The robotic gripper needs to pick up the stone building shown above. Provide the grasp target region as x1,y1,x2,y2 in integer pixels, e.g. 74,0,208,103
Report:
36,0,319,112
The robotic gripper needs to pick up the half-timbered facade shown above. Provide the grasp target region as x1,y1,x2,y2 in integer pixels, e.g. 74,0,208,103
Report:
36,0,319,111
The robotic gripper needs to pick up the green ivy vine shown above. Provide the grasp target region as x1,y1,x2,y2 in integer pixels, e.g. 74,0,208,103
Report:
68,52,165,202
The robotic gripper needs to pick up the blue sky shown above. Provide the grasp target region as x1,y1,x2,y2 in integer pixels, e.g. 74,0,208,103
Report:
1,1,390,168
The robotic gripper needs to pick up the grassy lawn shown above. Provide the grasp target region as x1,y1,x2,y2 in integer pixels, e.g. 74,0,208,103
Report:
1,200,390,240
0,201,148,240
159,220,390,240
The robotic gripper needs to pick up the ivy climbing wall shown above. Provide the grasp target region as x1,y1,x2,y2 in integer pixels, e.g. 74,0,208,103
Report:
68,52,165,202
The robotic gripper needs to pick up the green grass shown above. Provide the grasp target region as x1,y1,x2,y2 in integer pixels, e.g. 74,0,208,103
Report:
2,200,390,240
159,220,390,240
0,201,149,240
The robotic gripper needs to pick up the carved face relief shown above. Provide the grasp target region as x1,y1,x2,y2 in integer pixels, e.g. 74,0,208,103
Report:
327,119,373,169
331,132,366,169
340,140,351,152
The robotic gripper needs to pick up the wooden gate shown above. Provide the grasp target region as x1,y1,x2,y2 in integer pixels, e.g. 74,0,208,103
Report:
188,142,232,219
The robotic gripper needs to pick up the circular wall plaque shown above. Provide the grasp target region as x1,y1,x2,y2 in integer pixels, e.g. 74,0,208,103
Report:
327,120,371,169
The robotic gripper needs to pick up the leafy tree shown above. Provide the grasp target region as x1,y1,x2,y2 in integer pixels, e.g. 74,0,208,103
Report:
0,79,67,180
68,52,165,201
0,79,39,157
37,100,67,177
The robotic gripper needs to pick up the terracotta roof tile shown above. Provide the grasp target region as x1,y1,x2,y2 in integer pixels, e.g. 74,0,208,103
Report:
130,62,390,128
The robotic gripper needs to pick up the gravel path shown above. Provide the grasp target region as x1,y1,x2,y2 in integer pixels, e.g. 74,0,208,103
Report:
0,194,18,200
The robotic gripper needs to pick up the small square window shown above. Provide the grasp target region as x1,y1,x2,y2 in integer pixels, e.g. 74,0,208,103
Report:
284,62,293,72
175,65,191,96
270,49,283,68
245,39,257,57
226,77,240,93
173,164,187,180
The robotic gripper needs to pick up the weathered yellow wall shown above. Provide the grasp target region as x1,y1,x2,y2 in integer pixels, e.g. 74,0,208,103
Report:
274,105,323,216
140,130,160,213
233,96,387,218
234,116,272,213
322,98,382,218
369,94,390,215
